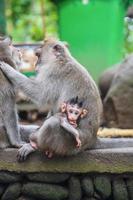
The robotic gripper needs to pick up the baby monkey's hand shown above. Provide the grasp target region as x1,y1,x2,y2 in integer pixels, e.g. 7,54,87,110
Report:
75,137,82,148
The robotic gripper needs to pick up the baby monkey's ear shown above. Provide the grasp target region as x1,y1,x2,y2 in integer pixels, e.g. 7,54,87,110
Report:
61,102,67,113
81,109,88,118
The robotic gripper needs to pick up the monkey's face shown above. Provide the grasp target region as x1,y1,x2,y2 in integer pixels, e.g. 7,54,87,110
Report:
0,37,22,69
66,104,82,125
35,38,68,72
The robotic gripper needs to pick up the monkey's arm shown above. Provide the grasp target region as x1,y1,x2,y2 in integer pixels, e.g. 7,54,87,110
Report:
60,118,81,147
60,118,79,137
0,63,41,105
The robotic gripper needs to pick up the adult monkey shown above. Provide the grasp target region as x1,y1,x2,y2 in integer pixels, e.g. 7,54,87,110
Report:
0,36,39,148
0,38,133,160
0,36,24,148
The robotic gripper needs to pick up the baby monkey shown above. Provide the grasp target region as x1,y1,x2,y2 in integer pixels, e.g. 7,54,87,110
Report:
60,96,88,147
29,96,88,158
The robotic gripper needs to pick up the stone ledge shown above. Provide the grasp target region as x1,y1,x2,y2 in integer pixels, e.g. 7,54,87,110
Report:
0,147,132,173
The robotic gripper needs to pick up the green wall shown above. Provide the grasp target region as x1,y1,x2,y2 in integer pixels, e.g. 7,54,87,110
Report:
57,0,126,80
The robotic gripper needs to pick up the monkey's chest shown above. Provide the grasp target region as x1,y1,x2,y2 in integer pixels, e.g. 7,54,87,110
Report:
0,72,14,97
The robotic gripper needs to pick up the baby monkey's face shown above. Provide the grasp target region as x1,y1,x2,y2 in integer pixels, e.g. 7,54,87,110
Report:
66,104,82,124
61,100,88,127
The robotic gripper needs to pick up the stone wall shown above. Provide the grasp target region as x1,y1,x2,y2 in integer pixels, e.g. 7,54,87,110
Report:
0,171,132,200
0,148,132,200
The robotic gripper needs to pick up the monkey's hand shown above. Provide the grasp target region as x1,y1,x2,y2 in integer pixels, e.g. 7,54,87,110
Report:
17,143,35,162
75,137,82,148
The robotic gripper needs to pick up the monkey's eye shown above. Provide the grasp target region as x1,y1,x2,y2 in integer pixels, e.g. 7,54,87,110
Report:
69,110,73,113
75,112,79,115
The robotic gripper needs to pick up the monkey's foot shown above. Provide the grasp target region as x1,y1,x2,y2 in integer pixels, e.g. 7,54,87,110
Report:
45,151,53,158
17,143,35,162
76,138,82,148
30,140,38,149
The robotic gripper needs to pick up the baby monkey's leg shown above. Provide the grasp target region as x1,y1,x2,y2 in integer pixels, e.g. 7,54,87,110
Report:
45,150,54,158
29,132,38,149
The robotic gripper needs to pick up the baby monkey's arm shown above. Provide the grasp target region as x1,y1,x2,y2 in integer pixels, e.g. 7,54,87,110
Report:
60,117,81,148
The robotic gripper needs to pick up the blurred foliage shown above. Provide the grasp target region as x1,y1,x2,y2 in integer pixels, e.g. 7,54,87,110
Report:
124,17,133,55
0,0,6,35
6,0,58,42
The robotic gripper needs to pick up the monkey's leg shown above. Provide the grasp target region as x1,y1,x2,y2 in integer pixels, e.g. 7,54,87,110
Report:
37,116,77,156
29,131,38,149
0,63,41,105
17,125,39,162
19,124,39,142
60,118,81,148
2,97,23,148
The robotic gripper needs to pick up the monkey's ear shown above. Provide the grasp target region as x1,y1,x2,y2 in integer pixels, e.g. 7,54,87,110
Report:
61,102,67,113
53,44,64,56
81,109,88,118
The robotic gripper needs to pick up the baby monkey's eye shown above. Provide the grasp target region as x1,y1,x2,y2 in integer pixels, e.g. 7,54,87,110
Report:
69,109,73,113
75,112,79,115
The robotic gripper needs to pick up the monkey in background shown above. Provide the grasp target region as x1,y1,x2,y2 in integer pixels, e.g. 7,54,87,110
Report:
29,96,88,158
0,37,25,148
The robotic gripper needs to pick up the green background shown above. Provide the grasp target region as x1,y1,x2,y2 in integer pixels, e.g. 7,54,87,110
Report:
55,0,132,80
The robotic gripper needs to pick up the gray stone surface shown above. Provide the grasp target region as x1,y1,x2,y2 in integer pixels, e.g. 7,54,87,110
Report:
112,179,128,200
1,183,21,200
68,176,82,200
94,192,102,200
94,176,111,199
83,198,97,200
0,171,21,183
0,147,132,173
17,197,36,200
81,177,94,197
27,172,70,183
126,179,133,200
0,184,5,197
22,183,68,200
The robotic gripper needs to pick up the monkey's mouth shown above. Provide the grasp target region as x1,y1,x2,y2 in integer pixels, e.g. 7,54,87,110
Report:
69,120,77,127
